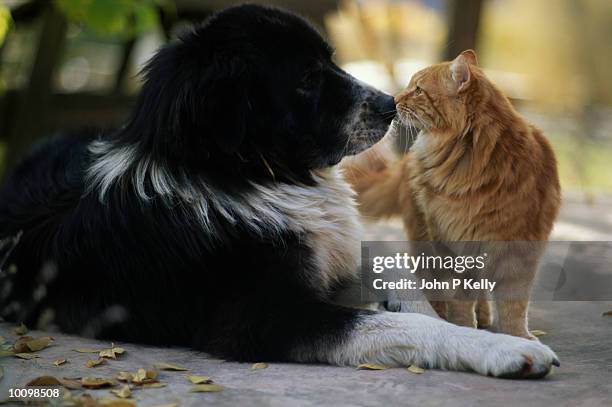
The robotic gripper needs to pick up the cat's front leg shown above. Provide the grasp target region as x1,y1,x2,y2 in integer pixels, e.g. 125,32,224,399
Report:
310,312,559,378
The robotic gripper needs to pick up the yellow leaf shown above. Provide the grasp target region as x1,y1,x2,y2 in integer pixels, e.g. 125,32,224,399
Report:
132,368,158,384
97,344,126,359
116,372,134,382
25,336,53,352
15,323,28,336
110,385,132,399
73,348,102,353
53,358,67,366
15,353,39,359
602,310,612,316
81,377,115,389
27,376,62,386
153,362,188,371
357,363,388,370
190,383,225,392
407,365,425,374
12,336,33,353
188,375,212,384
86,358,106,368
530,330,547,337
251,362,268,370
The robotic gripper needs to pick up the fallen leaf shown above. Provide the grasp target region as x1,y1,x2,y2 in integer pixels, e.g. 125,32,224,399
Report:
73,348,102,353
99,345,126,359
188,375,212,384
153,362,188,371
116,372,134,382
357,363,388,370
15,323,28,336
110,385,132,399
81,377,116,389
15,353,40,359
27,376,63,386
407,365,425,374
602,310,612,316
251,362,268,370
12,336,33,353
25,336,53,352
530,330,547,337
53,358,67,366
132,368,158,385
190,383,225,392
87,358,107,368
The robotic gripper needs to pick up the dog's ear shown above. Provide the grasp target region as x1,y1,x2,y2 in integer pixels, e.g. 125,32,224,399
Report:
131,43,251,158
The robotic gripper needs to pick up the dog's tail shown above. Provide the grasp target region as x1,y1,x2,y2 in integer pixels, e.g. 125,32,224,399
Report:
341,140,407,220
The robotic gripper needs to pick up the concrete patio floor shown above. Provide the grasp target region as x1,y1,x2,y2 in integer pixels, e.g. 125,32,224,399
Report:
1,193,611,407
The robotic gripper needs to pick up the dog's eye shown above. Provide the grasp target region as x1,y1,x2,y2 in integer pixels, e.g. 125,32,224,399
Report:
414,86,423,96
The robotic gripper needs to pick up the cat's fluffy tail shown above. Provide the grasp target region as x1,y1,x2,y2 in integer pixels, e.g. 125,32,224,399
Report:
341,140,406,220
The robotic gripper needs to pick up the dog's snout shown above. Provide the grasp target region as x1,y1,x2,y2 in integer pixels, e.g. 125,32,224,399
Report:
374,93,396,122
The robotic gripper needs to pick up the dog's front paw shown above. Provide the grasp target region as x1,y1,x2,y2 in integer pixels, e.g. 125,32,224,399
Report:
481,335,559,379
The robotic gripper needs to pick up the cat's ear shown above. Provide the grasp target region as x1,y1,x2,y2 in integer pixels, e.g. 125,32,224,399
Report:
451,52,475,93
460,49,478,66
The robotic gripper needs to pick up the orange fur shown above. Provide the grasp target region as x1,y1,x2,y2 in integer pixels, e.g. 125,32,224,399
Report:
343,50,561,338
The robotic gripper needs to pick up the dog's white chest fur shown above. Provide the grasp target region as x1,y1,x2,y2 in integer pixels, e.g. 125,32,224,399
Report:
255,167,362,290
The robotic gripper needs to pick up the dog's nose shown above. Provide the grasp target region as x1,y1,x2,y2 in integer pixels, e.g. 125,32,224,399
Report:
376,93,396,120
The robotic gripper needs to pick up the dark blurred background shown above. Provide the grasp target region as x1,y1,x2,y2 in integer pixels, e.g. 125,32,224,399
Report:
1,0,611,200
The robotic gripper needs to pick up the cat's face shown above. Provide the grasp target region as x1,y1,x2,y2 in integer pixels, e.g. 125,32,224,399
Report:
394,50,478,134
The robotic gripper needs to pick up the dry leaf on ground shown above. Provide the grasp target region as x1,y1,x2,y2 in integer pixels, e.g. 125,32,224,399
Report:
110,384,132,399
81,377,116,389
86,358,107,368
407,365,425,374
251,362,268,370
132,368,157,384
25,336,53,352
188,375,212,384
99,345,126,359
153,362,188,371
602,310,612,316
27,376,63,386
15,323,28,336
530,330,547,337
15,353,40,359
116,372,134,382
357,363,388,370
190,383,225,392
53,358,67,366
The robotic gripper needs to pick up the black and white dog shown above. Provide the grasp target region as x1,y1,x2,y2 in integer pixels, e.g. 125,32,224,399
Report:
0,5,558,378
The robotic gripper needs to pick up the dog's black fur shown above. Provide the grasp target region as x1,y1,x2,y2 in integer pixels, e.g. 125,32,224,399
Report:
0,5,394,361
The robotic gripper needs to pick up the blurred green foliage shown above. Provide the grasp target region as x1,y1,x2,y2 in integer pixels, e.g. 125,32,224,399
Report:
0,5,12,46
55,0,165,38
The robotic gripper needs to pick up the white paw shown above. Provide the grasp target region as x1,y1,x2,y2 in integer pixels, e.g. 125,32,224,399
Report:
479,334,560,379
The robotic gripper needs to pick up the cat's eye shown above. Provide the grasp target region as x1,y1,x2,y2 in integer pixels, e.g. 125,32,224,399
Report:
414,86,423,96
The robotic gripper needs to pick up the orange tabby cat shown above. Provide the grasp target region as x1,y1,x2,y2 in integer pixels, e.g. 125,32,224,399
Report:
343,50,561,339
